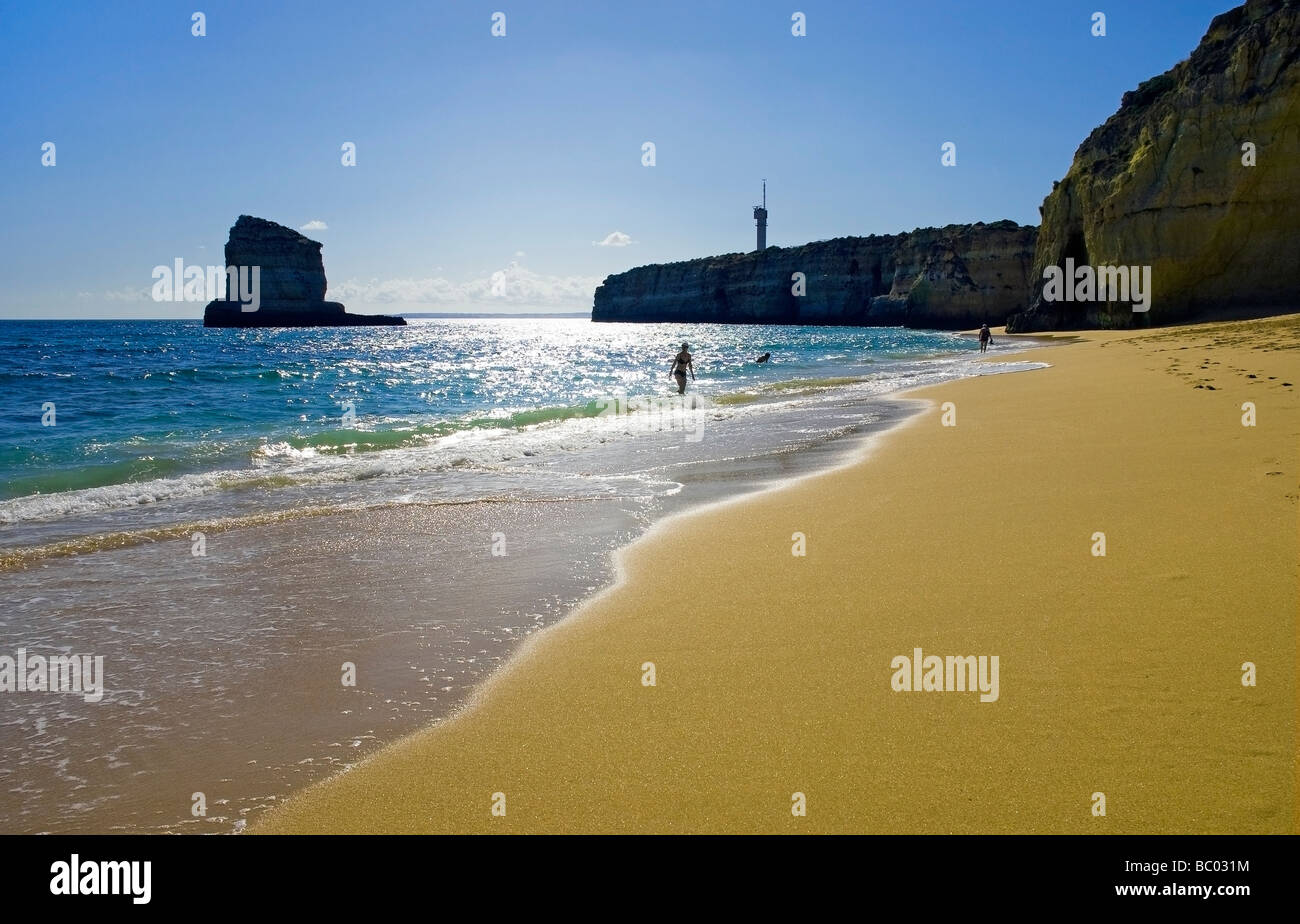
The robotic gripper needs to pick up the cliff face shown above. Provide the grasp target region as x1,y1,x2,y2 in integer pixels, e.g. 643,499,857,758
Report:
203,216,404,327
1008,0,1300,331
592,221,1037,330
592,1,1298,333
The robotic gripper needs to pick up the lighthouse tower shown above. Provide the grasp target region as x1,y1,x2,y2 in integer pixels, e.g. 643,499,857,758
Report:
753,180,768,252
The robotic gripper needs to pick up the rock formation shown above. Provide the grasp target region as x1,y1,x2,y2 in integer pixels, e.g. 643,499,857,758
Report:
203,216,404,327
1007,0,1300,331
594,1,1298,333
592,221,1037,330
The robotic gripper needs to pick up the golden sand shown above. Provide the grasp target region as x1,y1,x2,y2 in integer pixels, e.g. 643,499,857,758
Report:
257,316,1298,834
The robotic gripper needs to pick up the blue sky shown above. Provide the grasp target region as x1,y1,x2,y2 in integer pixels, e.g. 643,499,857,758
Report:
0,0,1235,317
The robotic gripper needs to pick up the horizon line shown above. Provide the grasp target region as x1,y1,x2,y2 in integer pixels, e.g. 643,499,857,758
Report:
0,311,596,322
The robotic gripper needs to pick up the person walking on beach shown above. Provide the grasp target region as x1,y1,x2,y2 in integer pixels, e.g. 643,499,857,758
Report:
978,323,992,353
671,342,695,394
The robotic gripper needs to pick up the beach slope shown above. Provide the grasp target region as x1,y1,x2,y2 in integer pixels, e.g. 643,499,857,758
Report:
257,316,1298,834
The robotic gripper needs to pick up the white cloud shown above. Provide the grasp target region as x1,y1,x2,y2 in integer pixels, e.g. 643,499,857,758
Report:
593,231,634,247
84,285,152,302
514,250,525,257
328,262,602,311
299,220,329,232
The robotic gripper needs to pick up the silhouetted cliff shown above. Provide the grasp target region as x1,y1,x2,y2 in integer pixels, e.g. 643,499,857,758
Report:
592,221,1036,330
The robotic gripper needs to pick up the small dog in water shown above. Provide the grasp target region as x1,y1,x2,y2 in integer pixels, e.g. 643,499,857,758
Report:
755,352,771,363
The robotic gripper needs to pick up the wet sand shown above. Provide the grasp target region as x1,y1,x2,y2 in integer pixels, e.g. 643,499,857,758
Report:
257,315,1299,834
0,390,919,833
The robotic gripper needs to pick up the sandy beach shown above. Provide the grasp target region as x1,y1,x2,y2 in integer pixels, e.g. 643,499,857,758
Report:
257,315,1298,834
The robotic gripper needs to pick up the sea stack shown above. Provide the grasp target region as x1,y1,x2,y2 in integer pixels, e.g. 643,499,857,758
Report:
202,215,404,327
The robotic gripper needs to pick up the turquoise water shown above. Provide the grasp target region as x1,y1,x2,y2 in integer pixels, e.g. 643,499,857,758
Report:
0,318,997,543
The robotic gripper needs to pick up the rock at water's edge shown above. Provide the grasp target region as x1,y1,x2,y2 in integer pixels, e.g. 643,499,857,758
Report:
202,215,404,327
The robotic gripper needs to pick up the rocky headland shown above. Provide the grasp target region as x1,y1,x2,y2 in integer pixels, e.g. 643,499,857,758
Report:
203,216,404,328
594,0,1299,332
592,222,1037,330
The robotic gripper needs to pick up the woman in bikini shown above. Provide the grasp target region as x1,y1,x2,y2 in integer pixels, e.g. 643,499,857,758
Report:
670,342,695,394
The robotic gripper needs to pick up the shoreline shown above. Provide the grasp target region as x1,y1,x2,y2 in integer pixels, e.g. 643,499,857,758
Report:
4,337,1006,834
255,315,1298,834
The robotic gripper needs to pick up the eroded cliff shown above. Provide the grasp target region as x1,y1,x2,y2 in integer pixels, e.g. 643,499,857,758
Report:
594,1,1298,333
1008,0,1300,331
592,221,1037,330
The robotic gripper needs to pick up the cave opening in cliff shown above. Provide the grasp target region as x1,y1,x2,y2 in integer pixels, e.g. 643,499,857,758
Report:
1063,230,1089,272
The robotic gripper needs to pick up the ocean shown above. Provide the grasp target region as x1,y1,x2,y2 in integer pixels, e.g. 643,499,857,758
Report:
0,317,1043,832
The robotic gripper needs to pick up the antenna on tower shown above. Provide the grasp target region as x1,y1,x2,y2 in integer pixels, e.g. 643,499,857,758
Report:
753,180,768,253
